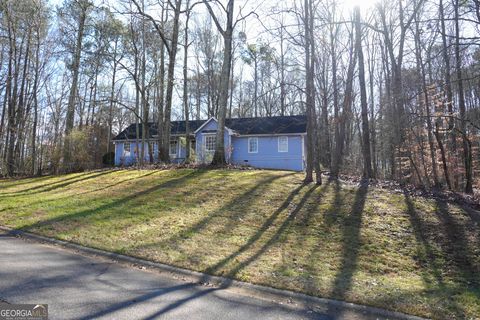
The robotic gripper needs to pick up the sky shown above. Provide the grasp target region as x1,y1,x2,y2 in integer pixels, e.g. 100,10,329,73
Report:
44,0,479,121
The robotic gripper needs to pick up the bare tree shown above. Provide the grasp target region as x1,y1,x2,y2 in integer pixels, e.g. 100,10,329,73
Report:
203,0,235,165
131,0,183,163
453,0,473,193
354,6,373,179
61,0,93,171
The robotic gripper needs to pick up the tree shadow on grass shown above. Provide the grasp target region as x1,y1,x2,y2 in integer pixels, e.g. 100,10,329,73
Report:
276,179,339,296
82,182,326,320
0,171,159,214
461,205,480,223
322,180,344,230
19,170,209,234
0,172,92,194
205,183,325,281
329,181,368,300
57,180,330,320
203,183,310,276
433,199,479,286
52,170,158,198
0,170,113,198
461,205,480,252
403,193,474,319
199,172,297,238
4,171,328,320
295,179,332,228
134,172,296,253
0,175,58,190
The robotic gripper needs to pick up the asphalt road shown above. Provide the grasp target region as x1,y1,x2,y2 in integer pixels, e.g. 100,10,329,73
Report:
0,232,396,320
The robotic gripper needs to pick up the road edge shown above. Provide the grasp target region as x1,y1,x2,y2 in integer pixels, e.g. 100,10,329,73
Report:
0,226,428,320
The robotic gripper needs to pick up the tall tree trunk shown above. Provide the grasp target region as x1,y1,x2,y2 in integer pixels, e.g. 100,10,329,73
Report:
378,0,422,179
332,27,356,179
0,92,6,161
303,0,314,183
434,114,452,189
140,6,148,165
368,43,377,179
330,19,340,175
131,0,181,163
160,0,182,163
317,56,331,170
355,7,373,179
439,0,458,189
14,28,31,174
183,0,191,162
195,59,201,120
132,27,141,166
0,42,4,156
253,54,258,117
31,29,41,175
454,0,473,193
309,1,321,185
107,39,119,158
5,18,16,177
439,0,454,128
157,6,166,161
63,2,88,171
204,0,234,165
228,53,235,119
414,11,439,187
279,25,286,116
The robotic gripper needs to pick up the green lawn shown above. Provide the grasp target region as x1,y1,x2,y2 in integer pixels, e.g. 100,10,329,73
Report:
0,169,479,319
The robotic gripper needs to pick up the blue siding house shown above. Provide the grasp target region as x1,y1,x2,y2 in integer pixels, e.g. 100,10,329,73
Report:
112,115,307,171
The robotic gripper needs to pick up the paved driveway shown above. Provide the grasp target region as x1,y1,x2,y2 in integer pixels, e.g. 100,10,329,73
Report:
0,232,399,320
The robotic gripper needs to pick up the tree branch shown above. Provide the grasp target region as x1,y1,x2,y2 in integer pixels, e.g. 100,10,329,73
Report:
130,0,171,54
203,0,226,36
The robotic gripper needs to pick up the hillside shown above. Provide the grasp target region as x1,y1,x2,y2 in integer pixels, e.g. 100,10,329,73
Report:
0,169,479,319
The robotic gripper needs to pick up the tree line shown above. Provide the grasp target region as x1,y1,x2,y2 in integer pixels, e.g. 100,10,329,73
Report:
0,0,479,193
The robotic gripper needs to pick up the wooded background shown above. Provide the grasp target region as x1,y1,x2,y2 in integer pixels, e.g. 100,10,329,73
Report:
0,0,479,193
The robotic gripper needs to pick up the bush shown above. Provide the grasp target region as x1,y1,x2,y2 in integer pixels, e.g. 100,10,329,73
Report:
103,152,115,166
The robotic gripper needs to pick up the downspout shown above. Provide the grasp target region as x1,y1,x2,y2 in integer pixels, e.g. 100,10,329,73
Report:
302,134,306,171
228,132,232,163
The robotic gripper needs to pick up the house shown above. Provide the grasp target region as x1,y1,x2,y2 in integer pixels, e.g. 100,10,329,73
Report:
112,115,307,171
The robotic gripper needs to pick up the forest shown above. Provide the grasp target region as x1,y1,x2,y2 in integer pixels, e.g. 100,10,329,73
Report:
0,0,479,194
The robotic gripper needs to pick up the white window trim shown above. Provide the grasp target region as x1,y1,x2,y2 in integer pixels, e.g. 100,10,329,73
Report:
248,137,258,154
204,134,217,152
169,140,178,156
278,136,288,153
124,143,131,156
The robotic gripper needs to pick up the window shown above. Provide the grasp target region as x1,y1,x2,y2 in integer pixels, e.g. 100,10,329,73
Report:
278,136,288,152
149,142,157,157
205,135,216,152
124,143,131,155
149,142,156,152
248,137,258,153
169,140,178,156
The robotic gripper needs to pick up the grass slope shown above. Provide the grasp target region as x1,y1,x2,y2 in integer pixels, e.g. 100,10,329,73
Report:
0,169,479,319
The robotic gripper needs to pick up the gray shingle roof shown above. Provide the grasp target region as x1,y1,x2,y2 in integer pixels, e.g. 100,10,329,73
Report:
113,115,307,141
